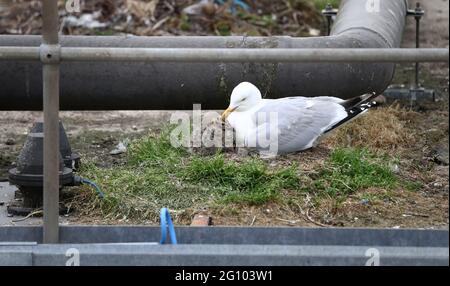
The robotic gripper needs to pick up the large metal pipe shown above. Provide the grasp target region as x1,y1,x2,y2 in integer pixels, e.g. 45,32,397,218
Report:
0,0,409,110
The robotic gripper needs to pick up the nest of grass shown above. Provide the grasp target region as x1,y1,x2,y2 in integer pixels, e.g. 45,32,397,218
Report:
189,119,239,156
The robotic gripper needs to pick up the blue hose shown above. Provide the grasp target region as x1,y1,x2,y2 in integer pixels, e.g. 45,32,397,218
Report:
215,0,250,12
80,178,105,199
160,208,177,245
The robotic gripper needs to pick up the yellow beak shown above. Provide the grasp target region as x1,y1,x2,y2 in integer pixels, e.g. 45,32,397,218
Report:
221,107,237,122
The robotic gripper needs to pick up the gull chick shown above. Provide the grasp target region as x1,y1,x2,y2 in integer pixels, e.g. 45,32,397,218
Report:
221,82,378,155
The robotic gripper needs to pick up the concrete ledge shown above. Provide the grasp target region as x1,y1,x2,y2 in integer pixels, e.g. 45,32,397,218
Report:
0,244,447,266
1,226,448,246
0,226,448,266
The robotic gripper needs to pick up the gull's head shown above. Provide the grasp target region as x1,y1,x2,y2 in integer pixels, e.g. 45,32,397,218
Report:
221,82,262,121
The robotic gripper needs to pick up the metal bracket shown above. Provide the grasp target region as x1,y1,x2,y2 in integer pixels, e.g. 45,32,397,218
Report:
384,2,435,103
406,2,425,19
39,44,61,64
384,85,435,102
322,4,338,16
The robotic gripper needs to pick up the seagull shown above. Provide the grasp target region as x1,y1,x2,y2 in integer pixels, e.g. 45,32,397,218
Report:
221,82,378,155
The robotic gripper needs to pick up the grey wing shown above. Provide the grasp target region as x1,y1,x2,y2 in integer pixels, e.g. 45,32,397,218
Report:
248,97,348,154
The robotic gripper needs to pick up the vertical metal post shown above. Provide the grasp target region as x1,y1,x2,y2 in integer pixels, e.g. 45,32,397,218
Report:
322,4,338,36
42,0,60,244
414,2,423,88
326,15,332,36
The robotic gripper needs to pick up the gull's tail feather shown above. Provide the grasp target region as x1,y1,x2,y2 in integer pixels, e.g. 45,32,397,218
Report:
325,92,379,133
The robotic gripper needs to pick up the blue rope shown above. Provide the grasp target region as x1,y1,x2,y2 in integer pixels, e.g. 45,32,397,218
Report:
160,208,177,245
80,178,105,199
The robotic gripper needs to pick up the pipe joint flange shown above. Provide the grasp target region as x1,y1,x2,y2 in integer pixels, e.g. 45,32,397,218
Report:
39,44,61,64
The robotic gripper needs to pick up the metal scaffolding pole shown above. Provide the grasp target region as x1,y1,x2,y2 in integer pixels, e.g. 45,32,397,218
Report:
0,47,448,63
41,0,60,244
57,47,450,63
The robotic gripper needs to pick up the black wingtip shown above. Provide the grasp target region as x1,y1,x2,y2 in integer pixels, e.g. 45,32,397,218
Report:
339,92,379,110
325,95,378,134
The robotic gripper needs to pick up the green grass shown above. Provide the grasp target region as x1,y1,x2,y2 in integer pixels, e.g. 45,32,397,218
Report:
184,154,300,204
179,14,191,31
285,0,340,10
128,127,187,165
74,127,301,220
73,127,416,222
304,148,398,198
311,0,341,10
237,13,277,29
94,29,116,36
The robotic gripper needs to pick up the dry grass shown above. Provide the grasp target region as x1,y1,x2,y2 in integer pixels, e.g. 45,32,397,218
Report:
323,106,418,153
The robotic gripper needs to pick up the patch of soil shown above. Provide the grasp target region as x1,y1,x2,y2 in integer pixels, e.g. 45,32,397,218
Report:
0,111,174,178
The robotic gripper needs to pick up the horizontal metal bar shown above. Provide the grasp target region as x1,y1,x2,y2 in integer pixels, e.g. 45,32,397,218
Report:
0,46,40,60
0,47,448,63
63,48,449,63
